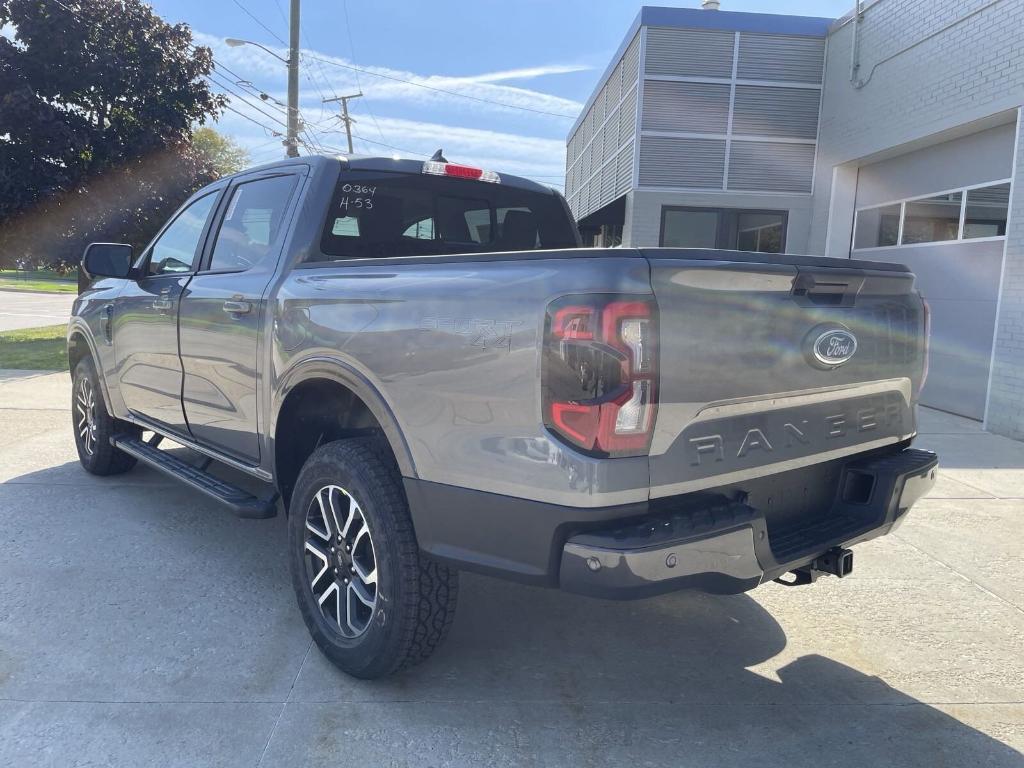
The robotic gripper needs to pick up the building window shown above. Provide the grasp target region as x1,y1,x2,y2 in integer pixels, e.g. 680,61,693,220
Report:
902,192,962,244
661,209,718,248
660,206,787,253
853,180,1011,250
736,212,786,253
964,183,1010,239
853,203,900,249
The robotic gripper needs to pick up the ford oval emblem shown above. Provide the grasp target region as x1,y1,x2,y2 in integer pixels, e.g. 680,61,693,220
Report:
811,328,858,368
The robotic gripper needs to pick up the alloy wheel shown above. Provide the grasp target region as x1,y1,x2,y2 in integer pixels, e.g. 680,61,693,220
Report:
75,376,98,456
304,484,378,637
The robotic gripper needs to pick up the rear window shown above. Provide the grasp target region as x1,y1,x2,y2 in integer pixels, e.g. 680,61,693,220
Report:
314,171,578,261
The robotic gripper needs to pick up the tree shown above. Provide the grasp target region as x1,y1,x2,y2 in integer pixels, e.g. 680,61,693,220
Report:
193,127,250,177
0,0,225,267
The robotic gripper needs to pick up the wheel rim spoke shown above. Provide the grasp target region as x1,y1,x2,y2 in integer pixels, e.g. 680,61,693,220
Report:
317,581,342,629
304,540,331,591
325,487,345,540
353,560,376,586
75,378,96,456
304,483,377,638
306,489,331,541
340,495,357,538
349,578,374,606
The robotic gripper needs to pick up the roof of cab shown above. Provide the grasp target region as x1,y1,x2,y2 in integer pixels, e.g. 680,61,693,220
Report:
230,154,559,196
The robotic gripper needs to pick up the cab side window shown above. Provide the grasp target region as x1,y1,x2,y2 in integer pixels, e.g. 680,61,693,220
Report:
147,193,219,276
207,175,298,272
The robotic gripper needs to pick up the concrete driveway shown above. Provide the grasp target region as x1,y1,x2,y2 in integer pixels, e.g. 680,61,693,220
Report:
0,370,1021,767
0,290,76,332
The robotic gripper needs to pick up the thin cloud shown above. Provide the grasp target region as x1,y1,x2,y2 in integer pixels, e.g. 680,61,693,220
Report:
195,32,585,119
196,30,572,186
311,115,567,183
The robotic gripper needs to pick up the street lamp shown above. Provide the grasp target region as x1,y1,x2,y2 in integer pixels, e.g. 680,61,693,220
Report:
223,9,301,159
224,38,289,65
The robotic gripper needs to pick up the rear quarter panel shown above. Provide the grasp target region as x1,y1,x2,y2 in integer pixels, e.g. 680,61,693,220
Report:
272,252,653,506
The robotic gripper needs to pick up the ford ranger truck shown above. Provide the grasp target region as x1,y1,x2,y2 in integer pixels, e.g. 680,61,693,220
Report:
69,154,937,679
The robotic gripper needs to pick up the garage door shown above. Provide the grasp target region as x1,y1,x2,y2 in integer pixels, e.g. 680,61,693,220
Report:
848,124,1015,420
860,241,1004,420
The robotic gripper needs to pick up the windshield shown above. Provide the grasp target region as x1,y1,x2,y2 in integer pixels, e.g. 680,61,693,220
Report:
315,171,578,260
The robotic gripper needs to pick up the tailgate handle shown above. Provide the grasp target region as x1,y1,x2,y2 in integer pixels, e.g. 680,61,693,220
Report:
791,273,865,308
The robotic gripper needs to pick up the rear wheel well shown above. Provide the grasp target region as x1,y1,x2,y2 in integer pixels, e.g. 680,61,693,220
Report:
274,378,396,511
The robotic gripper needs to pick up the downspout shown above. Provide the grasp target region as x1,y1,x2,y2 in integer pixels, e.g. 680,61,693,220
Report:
849,0,863,87
851,0,1007,89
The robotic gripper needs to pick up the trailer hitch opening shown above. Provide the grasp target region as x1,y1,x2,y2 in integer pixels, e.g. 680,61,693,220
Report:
774,547,854,586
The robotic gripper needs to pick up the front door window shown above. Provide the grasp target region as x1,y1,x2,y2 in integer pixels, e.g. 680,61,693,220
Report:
146,193,219,275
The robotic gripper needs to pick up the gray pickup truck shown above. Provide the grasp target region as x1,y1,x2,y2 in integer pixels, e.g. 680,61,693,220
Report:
70,154,937,678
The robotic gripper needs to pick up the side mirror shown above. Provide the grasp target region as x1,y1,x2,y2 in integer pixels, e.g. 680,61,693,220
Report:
81,243,133,281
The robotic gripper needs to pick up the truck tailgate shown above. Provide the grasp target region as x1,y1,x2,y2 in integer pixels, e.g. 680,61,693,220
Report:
642,249,926,498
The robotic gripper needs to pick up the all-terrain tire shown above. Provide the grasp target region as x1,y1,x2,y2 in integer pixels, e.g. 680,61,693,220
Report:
288,438,459,679
72,357,140,476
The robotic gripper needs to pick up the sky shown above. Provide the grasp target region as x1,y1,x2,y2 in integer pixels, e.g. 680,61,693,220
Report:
45,0,855,186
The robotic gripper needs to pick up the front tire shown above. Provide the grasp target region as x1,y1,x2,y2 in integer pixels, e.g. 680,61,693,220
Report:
288,439,459,679
72,357,140,476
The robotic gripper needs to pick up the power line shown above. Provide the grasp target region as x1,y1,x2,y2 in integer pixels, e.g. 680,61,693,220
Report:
221,103,283,135
206,71,287,127
318,131,426,158
244,0,350,152
303,53,578,119
213,69,289,117
229,0,286,45
339,0,388,146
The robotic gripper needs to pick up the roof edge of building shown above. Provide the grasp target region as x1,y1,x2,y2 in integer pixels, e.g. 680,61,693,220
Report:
567,5,836,140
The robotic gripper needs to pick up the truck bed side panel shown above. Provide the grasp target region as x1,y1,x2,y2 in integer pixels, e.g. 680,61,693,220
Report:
273,253,653,507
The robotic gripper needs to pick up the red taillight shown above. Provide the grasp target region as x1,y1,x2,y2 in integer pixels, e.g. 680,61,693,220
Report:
422,160,501,184
542,295,658,457
921,298,932,390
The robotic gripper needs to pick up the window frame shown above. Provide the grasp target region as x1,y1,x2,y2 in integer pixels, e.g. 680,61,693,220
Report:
136,188,224,279
852,178,1012,252
197,171,302,275
658,205,789,253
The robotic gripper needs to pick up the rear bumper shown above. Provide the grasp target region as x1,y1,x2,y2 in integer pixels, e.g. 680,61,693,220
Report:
404,446,938,599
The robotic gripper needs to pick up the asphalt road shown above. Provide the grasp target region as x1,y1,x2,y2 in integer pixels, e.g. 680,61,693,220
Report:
0,290,76,332
0,371,1021,767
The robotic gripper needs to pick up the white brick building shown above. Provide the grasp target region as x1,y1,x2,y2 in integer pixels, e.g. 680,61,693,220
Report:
568,1,1024,437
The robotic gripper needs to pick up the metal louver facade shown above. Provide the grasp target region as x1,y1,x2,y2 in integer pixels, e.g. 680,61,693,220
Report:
567,7,829,222
636,23,824,193
565,32,641,220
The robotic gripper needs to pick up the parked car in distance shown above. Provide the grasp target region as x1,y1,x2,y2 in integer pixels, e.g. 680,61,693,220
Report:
69,153,937,678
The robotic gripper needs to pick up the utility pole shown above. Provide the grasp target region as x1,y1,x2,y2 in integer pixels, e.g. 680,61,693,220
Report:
323,92,362,154
286,0,301,157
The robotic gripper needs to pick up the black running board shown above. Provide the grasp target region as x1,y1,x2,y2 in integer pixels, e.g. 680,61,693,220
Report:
111,435,278,519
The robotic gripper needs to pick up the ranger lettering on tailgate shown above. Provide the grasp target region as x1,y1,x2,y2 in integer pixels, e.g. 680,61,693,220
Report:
686,392,907,469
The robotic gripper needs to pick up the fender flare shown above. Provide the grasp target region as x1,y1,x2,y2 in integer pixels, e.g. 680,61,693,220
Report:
271,355,417,479
66,320,115,417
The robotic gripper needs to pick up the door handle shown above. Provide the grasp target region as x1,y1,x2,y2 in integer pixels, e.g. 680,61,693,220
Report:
222,300,252,315
152,297,173,311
